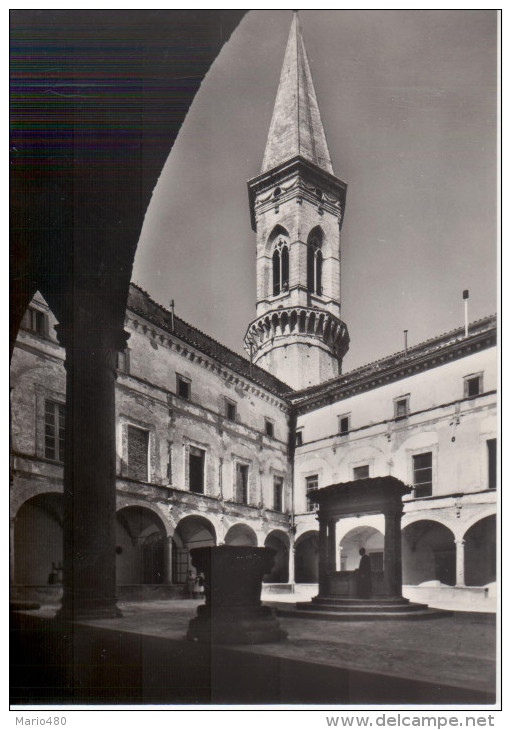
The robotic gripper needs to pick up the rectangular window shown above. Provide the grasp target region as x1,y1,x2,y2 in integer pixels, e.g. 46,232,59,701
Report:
226,399,237,421
273,476,284,512
487,438,497,490
127,425,149,481
235,463,249,504
265,419,274,438
117,349,130,374
413,452,433,498
353,464,369,480
369,552,384,572
464,374,482,398
295,430,303,446
177,375,191,400
189,446,205,494
394,396,410,420
306,474,319,512
44,400,65,462
338,415,350,435
22,306,47,337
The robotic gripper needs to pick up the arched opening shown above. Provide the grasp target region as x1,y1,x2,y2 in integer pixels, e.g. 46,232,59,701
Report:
172,515,216,584
307,227,323,295
14,493,63,586
116,506,168,585
295,531,319,583
263,530,289,583
269,225,290,296
224,523,258,547
339,525,384,572
464,515,496,586
402,520,455,586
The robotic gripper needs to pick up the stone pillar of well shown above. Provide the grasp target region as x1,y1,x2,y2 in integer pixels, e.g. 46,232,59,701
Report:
318,520,329,595
57,321,128,620
327,519,337,574
455,538,466,587
383,507,404,599
288,540,295,586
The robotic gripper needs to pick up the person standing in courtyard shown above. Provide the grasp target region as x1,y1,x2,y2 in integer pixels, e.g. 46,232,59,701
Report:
357,548,372,598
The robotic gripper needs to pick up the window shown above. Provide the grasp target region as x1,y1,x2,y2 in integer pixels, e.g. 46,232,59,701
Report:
127,425,149,481
272,239,289,296
464,374,482,398
117,349,130,373
413,452,432,498
225,399,237,421
338,415,350,435
21,306,47,337
394,395,410,420
235,463,249,504
189,446,205,494
487,439,497,490
44,400,65,462
177,374,191,400
307,241,323,295
295,430,303,447
353,465,369,480
306,474,319,512
273,476,284,512
265,419,274,438
369,552,384,572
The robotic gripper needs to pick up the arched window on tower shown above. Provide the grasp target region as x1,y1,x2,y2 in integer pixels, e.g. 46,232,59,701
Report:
272,238,289,296
307,232,323,296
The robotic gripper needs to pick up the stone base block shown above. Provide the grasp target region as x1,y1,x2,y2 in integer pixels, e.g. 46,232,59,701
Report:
187,604,287,645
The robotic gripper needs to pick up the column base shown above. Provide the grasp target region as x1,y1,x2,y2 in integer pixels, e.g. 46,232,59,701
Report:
56,596,122,621
187,604,287,645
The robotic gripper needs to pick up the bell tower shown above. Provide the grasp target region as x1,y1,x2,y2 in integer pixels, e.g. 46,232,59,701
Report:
244,12,349,390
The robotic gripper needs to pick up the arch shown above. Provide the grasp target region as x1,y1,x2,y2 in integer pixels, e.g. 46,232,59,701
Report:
270,226,290,296
294,530,319,583
307,226,324,295
172,515,217,584
14,493,63,586
339,525,384,573
116,506,168,585
263,530,290,583
463,515,496,586
402,520,455,586
224,522,258,547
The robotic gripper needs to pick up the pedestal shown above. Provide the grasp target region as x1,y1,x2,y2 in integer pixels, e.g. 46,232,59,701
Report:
186,546,287,644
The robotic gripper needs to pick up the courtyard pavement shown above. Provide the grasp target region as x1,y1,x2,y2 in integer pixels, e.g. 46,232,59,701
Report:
29,598,496,698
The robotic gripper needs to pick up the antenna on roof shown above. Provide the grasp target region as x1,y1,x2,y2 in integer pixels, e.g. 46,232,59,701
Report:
170,299,175,331
463,290,469,337
403,329,408,355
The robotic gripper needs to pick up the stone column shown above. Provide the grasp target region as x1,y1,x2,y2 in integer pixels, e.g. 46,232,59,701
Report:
288,541,295,585
57,323,128,620
455,539,466,587
383,507,403,599
318,519,328,595
327,519,337,574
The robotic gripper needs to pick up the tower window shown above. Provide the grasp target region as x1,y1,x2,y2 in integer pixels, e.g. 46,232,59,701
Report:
45,400,65,462
235,463,249,504
413,452,432,498
306,474,319,512
21,306,48,337
273,476,284,512
189,446,205,494
307,236,323,295
272,239,289,296
127,425,149,482
177,374,191,400
464,373,483,398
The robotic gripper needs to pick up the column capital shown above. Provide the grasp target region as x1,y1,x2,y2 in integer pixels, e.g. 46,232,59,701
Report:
455,538,466,547
55,321,130,352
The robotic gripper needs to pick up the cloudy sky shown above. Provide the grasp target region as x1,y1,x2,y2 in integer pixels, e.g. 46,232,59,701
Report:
133,9,497,373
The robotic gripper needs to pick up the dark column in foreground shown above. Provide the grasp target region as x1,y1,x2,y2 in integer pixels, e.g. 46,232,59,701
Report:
383,507,404,599
57,322,128,620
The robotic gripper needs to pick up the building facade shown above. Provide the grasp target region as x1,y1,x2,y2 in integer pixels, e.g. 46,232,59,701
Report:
10,13,497,611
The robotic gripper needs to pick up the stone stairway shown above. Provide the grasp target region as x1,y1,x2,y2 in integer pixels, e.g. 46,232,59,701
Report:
276,596,451,621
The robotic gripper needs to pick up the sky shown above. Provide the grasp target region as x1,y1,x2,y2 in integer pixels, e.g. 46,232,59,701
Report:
132,9,497,373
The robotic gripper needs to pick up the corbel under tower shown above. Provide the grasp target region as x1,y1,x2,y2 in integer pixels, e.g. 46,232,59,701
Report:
244,12,349,390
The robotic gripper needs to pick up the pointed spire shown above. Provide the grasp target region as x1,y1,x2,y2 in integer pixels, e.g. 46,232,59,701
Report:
261,12,333,174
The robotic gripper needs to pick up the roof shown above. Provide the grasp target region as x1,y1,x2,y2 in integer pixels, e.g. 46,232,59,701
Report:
261,12,333,174
127,284,294,399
